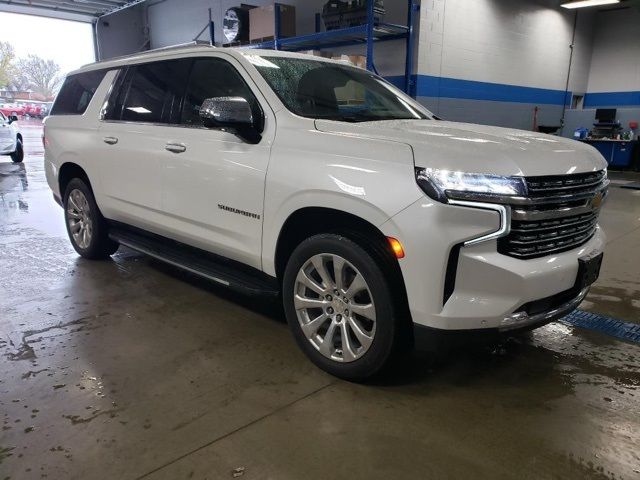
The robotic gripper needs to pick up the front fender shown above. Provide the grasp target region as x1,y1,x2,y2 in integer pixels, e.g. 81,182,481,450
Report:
261,124,423,275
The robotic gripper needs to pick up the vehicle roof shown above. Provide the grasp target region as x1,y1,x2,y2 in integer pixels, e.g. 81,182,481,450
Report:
71,43,345,76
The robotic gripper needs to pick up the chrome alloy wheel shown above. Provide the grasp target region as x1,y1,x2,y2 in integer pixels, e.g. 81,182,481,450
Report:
294,254,376,363
66,189,93,249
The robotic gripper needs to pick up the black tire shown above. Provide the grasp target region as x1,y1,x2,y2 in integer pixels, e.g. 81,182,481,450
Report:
10,138,24,163
282,234,400,381
63,177,119,259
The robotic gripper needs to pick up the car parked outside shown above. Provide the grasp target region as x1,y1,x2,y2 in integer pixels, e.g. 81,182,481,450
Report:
22,103,43,118
0,104,26,118
0,111,23,163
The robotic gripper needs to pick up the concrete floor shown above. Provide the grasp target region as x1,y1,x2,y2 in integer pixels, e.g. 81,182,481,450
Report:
1,121,639,480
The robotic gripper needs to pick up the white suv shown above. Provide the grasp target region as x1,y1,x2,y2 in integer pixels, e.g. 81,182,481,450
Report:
44,44,608,380
0,112,23,163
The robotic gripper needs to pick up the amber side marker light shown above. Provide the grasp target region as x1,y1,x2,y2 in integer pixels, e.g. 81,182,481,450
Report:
387,237,405,259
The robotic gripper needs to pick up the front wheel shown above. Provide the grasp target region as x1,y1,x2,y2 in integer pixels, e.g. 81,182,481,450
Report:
282,234,400,381
10,138,23,163
63,178,119,259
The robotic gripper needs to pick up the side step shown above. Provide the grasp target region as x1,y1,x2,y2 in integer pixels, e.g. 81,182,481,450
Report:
109,223,280,298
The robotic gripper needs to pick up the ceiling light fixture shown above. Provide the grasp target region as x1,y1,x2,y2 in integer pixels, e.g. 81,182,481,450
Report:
561,0,620,9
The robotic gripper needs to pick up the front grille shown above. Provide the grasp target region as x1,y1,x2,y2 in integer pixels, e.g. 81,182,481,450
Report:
500,212,598,258
498,171,607,259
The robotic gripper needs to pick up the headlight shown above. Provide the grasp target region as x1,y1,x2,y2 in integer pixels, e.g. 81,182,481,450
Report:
415,167,527,203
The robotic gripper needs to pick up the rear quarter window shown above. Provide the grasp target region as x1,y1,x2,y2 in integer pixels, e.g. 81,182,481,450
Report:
50,69,109,116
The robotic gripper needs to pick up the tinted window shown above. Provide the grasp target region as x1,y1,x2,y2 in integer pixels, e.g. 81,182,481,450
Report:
51,70,108,115
117,59,191,124
181,58,263,130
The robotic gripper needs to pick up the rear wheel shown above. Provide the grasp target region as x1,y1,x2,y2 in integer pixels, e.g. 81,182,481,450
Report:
283,234,399,381
63,178,119,259
10,138,23,163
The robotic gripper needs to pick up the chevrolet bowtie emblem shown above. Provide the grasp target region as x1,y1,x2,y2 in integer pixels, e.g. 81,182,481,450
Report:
590,191,603,209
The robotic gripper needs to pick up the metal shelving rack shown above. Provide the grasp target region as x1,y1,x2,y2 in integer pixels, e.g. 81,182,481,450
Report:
226,0,419,96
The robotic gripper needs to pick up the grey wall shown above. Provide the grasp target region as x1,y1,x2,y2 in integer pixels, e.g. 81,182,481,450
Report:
147,0,317,49
92,0,639,133
418,97,563,131
587,6,640,94
96,4,146,60
561,108,640,138
561,5,640,133
143,0,411,76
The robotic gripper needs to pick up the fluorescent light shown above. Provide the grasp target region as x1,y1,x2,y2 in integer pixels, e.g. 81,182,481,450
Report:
126,106,151,114
561,0,619,9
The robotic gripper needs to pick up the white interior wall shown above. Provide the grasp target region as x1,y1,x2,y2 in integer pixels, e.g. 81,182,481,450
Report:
415,0,596,129
419,0,593,93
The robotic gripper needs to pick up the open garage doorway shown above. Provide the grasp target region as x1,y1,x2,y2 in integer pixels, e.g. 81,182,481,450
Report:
0,12,95,107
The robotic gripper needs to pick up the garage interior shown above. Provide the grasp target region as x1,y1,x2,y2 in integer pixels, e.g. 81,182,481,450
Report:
1,0,640,479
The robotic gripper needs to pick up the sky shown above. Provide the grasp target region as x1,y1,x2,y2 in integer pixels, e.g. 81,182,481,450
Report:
0,12,95,75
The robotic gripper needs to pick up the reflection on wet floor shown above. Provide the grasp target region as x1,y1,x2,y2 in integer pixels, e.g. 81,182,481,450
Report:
1,122,639,479
0,162,29,213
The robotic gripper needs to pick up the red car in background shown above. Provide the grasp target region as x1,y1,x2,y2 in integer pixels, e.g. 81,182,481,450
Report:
23,103,42,117
0,104,26,117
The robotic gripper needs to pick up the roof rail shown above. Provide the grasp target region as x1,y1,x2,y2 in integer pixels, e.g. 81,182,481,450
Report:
82,41,215,69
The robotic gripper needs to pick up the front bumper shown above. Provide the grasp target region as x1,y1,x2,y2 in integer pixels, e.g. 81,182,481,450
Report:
412,286,589,352
0,139,16,155
381,195,605,333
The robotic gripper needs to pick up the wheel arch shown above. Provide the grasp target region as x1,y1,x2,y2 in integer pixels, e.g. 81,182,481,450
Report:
273,206,413,340
58,162,92,197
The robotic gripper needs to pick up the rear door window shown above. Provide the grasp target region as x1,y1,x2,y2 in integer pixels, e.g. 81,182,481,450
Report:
116,59,191,124
50,69,108,115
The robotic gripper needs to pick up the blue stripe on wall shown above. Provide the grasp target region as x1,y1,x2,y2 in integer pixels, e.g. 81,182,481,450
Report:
584,91,640,107
387,75,640,108
386,74,571,105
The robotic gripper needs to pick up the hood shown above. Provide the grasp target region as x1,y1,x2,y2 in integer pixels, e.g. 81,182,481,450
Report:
315,119,607,177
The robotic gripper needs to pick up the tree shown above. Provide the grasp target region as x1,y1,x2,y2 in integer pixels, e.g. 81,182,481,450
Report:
14,55,62,99
0,41,15,88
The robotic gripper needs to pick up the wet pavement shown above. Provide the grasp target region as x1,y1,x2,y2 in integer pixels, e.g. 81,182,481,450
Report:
1,121,639,480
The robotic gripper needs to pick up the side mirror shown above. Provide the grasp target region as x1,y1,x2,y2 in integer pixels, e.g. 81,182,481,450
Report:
199,97,261,144
8,115,18,124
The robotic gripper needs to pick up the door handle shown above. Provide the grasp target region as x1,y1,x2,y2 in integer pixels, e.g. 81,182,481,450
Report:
103,136,118,145
165,142,186,154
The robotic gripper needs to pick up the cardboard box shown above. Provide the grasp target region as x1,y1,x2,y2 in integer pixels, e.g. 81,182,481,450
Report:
250,4,296,41
301,50,333,58
331,54,367,69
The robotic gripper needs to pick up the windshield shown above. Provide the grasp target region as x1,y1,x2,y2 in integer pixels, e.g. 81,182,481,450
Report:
246,55,431,122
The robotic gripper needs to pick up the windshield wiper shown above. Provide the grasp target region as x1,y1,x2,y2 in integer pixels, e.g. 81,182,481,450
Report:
319,113,383,123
